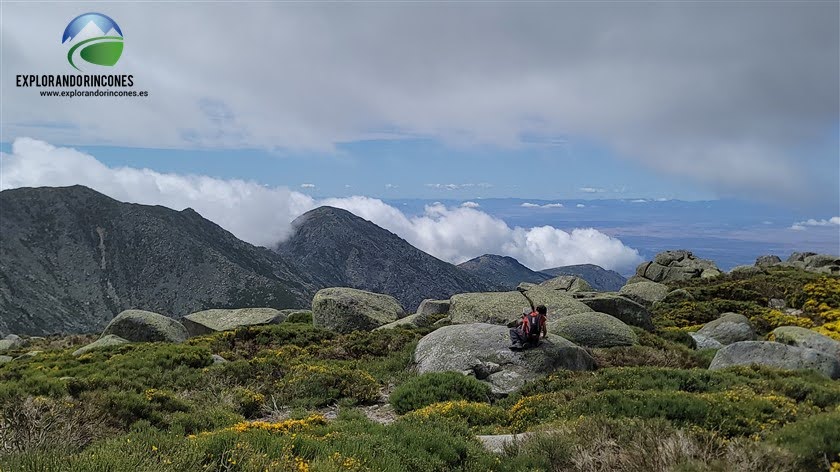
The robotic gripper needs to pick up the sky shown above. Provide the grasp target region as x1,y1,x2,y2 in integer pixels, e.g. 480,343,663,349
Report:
1,2,838,272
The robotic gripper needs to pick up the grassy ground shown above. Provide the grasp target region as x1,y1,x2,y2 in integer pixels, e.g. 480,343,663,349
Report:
0,268,838,471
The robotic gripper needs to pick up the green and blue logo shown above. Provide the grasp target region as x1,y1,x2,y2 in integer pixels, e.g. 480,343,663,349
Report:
61,13,123,71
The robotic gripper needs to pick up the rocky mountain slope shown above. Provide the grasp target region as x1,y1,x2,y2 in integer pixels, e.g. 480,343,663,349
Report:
541,264,627,291
0,186,315,336
275,206,498,312
457,254,552,290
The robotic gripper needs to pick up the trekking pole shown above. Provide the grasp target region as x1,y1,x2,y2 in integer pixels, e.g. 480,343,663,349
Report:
516,285,535,312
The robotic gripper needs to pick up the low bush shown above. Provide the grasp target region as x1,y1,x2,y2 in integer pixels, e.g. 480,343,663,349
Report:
197,323,336,360
769,410,840,470
274,363,380,408
390,372,491,415
405,400,509,430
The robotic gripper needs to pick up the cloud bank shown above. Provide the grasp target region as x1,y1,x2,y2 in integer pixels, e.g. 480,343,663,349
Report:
2,3,837,202
0,138,642,271
790,217,840,231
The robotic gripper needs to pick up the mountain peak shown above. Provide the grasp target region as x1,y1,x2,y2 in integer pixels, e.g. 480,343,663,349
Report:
277,207,496,311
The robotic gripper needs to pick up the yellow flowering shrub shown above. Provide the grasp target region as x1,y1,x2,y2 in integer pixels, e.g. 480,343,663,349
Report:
406,400,508,428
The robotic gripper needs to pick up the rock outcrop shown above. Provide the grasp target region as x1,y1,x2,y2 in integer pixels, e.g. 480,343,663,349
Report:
539,276,592,293
312,287,404,333
182,308,286,337
770,326,840,360
72,334,130,356
634,250,721,283
618,281,669,307
449,287,592,325
709,341,840,379
414,323,595,394
547,312,637,347
694,313,755,345
570,293,654,331
0,334,25,352
101,310,188,343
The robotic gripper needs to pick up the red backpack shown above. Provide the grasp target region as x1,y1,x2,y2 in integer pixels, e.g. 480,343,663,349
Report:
521,312,543,341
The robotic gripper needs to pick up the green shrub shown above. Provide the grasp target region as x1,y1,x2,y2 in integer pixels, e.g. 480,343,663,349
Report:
309,328,420,360
230,386,266,418
275,363,380,408
405,400,509,430
769,410,840,470
284,310,313,324
199,323,336,360
390,372,491,415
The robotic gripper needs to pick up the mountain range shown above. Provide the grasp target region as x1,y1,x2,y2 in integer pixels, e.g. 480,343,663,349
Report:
0,186,624,335
457,254,626,291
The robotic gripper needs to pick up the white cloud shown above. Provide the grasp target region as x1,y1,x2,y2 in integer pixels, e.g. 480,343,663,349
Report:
385,183,398,189
425,183,493,190
790,216,840,231
631,199,647,203
0,138,643,272
580,187,606,193
576,203,586,208
521,202,563,208
300,183,316,189
460,201,480,208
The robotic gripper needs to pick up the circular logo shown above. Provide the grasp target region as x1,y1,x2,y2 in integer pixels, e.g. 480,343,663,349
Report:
61,13,123,71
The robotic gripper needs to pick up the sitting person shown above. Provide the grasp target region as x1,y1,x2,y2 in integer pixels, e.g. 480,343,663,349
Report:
509,304,547,350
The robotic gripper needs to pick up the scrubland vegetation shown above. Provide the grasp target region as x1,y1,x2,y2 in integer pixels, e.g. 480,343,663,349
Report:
0,267,838,471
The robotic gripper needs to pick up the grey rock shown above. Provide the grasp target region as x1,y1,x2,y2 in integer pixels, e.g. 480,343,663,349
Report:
690,333,724,350
769,299,787,310
417,299,450,318
72,334,130,356
787,252,817,263
619,281,669,307
696,313,755,345
102,309,189,343
661,288,695,304
374,313,425,331
624,275,649,285
539,264,627,292
636,250,721,283
571,292,654,331
312,287,404,334
433,316,451,327
539,276,593,293
211,354,228,364
730,265,764,277
0,335,24,352
771,326,840,360
477,432,534,454
804,254,840,269
182,308,286,337
414,323,595,395
449,287,592,325
547,312,637,347
0,355,12,365
710,341,840,379
755,255,782,268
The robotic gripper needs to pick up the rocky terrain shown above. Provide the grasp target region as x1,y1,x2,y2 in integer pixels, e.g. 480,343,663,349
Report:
0,247,838,471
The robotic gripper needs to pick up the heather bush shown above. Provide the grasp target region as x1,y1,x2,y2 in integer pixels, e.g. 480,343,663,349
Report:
390,372,491,414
